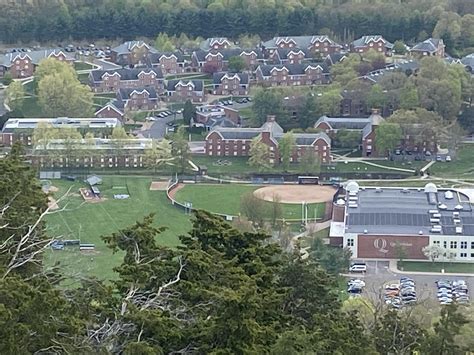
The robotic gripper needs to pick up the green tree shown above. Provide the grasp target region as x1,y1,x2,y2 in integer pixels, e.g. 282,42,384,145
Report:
393,40,407,55
2,72,12,85
35,57,75,81
299,94,317,129
299,150,321,174
310,237,351,275
154,32,176,52
228,55,246,72
252,88,286,126
366,84,388,110
375,122,402,155
330,54,360,86
240,192,268,227
143,139,172,174
37,61,93,117
5,80,25,111
248,136,272,171
399,84,420,110
336,129,361,149
316,88,342,116
423,304,469,354
270,193,283,227
279,131,295,171
182,99,195,125
373,310,426,355
172,126,190,173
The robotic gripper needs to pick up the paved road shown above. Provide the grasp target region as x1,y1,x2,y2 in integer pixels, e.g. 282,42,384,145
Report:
140,113,182,139
346,261,474,304
92,58,121,70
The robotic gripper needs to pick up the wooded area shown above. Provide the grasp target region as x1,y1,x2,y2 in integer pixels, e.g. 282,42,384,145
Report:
0,0,473,56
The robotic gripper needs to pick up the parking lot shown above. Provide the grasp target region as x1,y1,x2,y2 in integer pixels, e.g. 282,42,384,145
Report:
345,261,473,305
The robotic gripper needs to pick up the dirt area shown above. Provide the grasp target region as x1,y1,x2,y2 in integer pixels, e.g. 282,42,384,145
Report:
49,186,59,192
150,181,170,191
253,185,336,204
79,188,104,203
48,196,59,210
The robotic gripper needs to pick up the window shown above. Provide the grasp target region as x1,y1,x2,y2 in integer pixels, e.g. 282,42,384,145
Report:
471,241,474,249
450,241,457,249
443,241,447,249
461,241,467,249
347,238,354,247
460,253,467,258
433,240,440,245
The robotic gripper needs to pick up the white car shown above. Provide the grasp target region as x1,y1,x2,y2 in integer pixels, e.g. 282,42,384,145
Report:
145,117,156,121
348,279,366,288
445,155,452,162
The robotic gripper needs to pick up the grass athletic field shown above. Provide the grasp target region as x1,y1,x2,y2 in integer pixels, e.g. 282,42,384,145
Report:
173,184,326,220
44,177,190,282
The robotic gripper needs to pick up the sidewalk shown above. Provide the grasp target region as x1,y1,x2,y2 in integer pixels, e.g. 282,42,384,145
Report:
388,260,474,277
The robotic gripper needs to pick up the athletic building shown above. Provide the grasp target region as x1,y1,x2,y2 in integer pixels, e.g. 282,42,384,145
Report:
330,181,474,263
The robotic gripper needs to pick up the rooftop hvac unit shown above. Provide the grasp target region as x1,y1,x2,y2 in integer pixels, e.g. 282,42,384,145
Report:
455,205,464,210
418,231,423,235
363,229,368,234
455,226,463,234
444,191,454,199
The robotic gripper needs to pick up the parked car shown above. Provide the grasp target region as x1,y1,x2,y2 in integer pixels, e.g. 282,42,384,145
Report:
446,155,452,162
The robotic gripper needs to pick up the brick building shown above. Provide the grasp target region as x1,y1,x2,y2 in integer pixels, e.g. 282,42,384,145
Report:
255,63,330,87
199,37,233,51
110,41,157,66
314,111,384,157
410,38,445,58
194,104,240,129
165,80,206,103
191,48,264,73
267,48,310,65
114,88,159,115
147,52,186,75
205,116,331,164
261,35,342,57
0,49,75,78
330,181,474,263
212,72,249,96
350,35,394,55
88,68,164,93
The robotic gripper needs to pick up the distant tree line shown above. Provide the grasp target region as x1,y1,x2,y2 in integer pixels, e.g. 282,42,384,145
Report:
0,0,452,49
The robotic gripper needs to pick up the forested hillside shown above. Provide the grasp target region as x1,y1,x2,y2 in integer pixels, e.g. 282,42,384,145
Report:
0,0,473,56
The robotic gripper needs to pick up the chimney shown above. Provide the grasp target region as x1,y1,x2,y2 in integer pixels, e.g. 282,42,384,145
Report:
266,115,276,122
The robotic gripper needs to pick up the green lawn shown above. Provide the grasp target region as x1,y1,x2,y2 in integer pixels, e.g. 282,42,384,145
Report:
173,184,324,221
44,177,191,282
74,61,94,71
399,261,474,274
430,145,474,178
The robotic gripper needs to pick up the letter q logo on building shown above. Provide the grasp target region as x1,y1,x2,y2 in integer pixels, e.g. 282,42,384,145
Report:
373,238,388,253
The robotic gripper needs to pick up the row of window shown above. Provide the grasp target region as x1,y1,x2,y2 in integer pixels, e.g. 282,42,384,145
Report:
433,240,474,249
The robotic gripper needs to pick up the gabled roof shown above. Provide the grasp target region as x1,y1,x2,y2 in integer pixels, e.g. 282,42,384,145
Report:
94,103,124,116
324,52,347,66
90,68,163,82
410,38,444,53
315,116,371,130
257,63,329,76
352,35,394,49
274,47,310,59
199,37,232,51
461,53,474,69
111,41,157,55
315,113,383,139
118,88,158,100
291,132,331,146
213,72,249,85
148,51,185,64
0,48,75,67
239,49,264,59
262,35,341,50
166,80,204,92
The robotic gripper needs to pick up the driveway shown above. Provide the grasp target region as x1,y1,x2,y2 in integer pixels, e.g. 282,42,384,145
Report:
140,113,182,139
92,59,121,70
